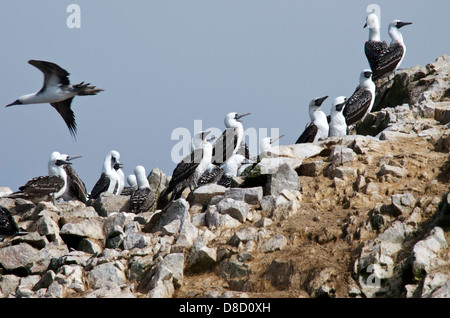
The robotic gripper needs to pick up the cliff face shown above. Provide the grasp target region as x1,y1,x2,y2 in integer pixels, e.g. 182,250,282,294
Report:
0,56,449,298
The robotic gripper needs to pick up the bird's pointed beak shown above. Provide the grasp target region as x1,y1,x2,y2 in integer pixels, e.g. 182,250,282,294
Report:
114,162,124,170
270,134,285,144
336,102,346,112
235,113,251,121
67,155,83,161
363,22,368,28
315,96,328,106
6,99,22,107
56,159,72,166
397,21,412,28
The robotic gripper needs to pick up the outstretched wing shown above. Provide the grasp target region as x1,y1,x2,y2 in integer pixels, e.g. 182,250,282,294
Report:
50,97,77,138
28,60,71,93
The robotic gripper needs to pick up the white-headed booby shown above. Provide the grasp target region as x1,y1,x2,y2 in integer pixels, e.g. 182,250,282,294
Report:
7,151,72,203
342,70,376,126
130,165,155,213
260,135,285,153
329,96,348,137
6,60,103,138
211,112,250,165
0,206,28,241
364,17,412,81
89,150,121,200
296,96,329,144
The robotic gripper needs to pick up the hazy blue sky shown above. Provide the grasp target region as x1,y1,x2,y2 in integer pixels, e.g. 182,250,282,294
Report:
1,1,449,192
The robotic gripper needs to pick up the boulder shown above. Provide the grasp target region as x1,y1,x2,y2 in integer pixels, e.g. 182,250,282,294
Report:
185,239,217,274
192,184,227,206
91,193,130,217
265,163,300,196
146,198,190,233
216,198,249,223
412,227,448,281
87,262,127,289
224,187,263,206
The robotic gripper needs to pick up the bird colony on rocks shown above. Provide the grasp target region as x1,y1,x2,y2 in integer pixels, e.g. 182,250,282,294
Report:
1,10,449,298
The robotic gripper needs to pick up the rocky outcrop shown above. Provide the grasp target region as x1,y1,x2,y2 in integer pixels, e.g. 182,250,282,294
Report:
0,56,449,298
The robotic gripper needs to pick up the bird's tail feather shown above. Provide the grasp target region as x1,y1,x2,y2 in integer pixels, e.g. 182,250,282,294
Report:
74,82,104,95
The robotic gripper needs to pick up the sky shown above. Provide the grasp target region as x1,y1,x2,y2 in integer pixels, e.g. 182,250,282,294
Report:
0,0,449,193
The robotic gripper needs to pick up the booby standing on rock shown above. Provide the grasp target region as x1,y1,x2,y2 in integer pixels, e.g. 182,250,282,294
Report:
60,154,88,203
6,60,103,138
342,70,376,127
217,154,253,188
211,112,250,166
296,96,329,144
0,206,28,241
89,150,122,200
364,16,412,81
364,14,388,76
328,96,348,137
130,165,156,213
160,131,214,204
7,151,72,203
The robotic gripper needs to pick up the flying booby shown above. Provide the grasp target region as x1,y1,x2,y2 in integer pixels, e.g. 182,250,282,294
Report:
211,112,250,166
328,96,348,137
130,165,156,213
6,60,103,138
364,16,412,81
7,151,72,203
296,96,329,144
60,154,88,203
160,131,214,204
89,150,121,200
0,206,28,241
342,70,376,126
